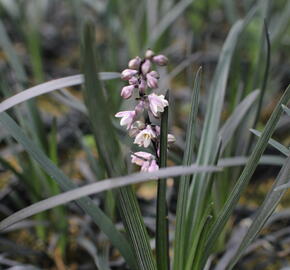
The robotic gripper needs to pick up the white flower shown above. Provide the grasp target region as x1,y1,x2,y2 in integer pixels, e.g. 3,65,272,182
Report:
134,125,156,147
148,93,168,117
115,111,136,129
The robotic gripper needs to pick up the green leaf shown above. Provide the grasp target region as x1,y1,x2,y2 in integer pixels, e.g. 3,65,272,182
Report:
81,22,156,270
203,84,290,265
146,0,194,47
185,19,250,264
156,91,169,270
0,112,138,270
219,90,260,153
0,72,120,113
173,67,201,270
0,19,27,83
228,154,290,269
0,164,221,231
250,128,289,156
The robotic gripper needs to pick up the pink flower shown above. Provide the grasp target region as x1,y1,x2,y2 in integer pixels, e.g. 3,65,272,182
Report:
152,55,168,66
131,151,154,165
134,125,156,147
128,56,141,69
146,71,159,89
148,93,168,117
148,159,159,172
131,151,159,172
121,69,138,80
115,111,136,129
141,59,151,75
121,85,135,99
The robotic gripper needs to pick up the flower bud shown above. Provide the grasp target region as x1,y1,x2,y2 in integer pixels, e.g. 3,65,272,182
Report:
121,85,135,99
128,56,141,70
145,49,155,58
141,59,151,75
129,76,138,85
128,121,145,137
135,101,145,114
121,69,138,80
152,55,168,66
148,70,160,79
138,79,147,94
146,73,158,88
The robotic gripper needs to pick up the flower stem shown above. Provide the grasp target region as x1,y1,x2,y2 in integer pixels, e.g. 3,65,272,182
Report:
156,91,169,270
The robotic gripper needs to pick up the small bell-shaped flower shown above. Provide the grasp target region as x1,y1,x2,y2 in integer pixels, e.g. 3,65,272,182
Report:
131,151,159,172
115,111,136,129
134,125,156,147
148,93,168,117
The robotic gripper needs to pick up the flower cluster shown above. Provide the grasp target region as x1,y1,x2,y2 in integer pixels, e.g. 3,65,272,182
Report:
115,49,175,172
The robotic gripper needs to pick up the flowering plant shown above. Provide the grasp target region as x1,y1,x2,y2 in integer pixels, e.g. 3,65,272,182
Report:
115,50,175,172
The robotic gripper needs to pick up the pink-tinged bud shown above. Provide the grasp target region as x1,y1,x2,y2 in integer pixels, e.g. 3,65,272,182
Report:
141,59,151,75
129,76,138,85
121,69,138,80
131,151,158,173
146,73,158,88
121,85,135,99
135,101,145,114
145,49,155,58
148,70,159,79
128,56,141,70
138,79,147,94
152,55,168,66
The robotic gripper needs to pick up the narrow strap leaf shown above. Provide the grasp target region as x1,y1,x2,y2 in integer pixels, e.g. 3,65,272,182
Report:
0,112,138,270
173,67,201,270
203,84,290,265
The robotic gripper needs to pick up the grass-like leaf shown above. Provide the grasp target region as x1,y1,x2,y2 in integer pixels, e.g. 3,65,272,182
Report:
0,164,221,232
81,22,156,270
219,90,260,153
186,19,249,264
173,67,201,270
203,84,290,266
0,72,120,113
147,0,193,47
0,19,27,83
228,154,290,269
0,112,138,270
250,128,289,156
